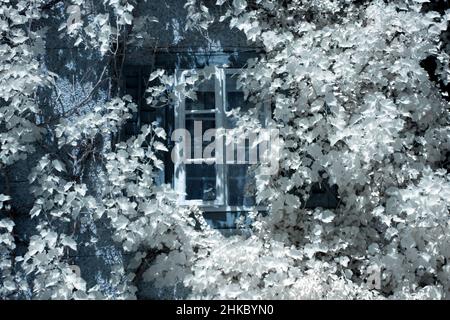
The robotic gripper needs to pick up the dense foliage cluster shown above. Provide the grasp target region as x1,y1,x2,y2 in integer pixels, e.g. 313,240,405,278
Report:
1,0,450,299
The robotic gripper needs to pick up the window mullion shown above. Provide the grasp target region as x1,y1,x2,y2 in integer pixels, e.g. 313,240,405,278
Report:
215,68,226,206
174,69,186,203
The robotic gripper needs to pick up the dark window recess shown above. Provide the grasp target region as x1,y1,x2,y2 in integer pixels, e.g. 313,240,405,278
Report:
227,164,256,206
185,113,216,154
420,56,450,101
185,164,216,201
305,182,339,209
421,0,450,14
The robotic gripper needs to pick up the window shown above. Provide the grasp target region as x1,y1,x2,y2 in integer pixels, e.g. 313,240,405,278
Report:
121,64,338,221
173,68,270,212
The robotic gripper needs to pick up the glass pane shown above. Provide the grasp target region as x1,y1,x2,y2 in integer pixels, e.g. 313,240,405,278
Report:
186,92,215,110
186,164,216,201
227,92,254,111
227,164,256,206
185,76,215,110
225,74,253,111
225,72,243,93
225,74,266,129
185,113,216,159
196,75,215,92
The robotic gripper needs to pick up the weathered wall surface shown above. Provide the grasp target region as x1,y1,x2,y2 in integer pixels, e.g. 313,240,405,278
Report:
125,0,260,65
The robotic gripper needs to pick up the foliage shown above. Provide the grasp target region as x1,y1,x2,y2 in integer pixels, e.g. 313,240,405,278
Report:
1,0,450,300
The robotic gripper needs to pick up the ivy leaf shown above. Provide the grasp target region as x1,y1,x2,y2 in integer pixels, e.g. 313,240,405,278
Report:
61,236,77,251
52,160,66,172
149,70,165,82
154,127,167,139
154,141,168,152
233,0,247,11
314,210,336,223
0,194,11,202
30,206,42,218
123,12,133,25
0,218,15,232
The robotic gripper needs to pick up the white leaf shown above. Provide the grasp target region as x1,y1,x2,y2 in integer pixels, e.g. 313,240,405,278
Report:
154,141,168,152
233,0,247,11
3,280,16,291
315,210,336,223
0,194,11,202
123,12,133,25
52,160,66,172
149,70,165,82
0,219,15,232
30,206,42,218
61,236,77,251
74,37,83,47
154,127,167,139
114,215,129,230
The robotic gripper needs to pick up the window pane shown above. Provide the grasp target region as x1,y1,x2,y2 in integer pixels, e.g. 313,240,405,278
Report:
225,72,243,94
186,76,215,110
186,164,216,201
226,74,253,109
196,75,215,92
225,74,266,128
227,164,256,206
186,92,215,110
185,113,216,158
